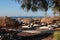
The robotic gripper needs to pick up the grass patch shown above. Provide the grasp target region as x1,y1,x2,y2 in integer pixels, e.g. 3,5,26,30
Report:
54,31,60,40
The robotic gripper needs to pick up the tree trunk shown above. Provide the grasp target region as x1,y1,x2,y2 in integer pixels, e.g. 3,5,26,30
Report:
53,12,56,17
59,13,60,17
45,12,47,17
54,14,55,17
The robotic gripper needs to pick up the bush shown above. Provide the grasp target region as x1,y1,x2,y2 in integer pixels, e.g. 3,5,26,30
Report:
54,31,60,40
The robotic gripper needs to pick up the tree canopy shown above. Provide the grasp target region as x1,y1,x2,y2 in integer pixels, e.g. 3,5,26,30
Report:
14,0,60,13
14,0,49,11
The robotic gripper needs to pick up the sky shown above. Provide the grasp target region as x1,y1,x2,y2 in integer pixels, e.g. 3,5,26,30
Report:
0,0,53,17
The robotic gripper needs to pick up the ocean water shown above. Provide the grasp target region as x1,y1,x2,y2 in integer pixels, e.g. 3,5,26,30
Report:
10,16,44,19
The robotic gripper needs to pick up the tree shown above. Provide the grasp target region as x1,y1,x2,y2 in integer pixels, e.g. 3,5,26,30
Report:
14,0,50,17
52,6,60,16
53,11,56,16
52,0,60,16
14,0,60,17
16,0,48,11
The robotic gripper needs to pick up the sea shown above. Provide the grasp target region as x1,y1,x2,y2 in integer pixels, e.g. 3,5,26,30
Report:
10,16,44,19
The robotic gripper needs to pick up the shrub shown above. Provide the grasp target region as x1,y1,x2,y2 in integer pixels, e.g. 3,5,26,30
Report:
54,31,60,40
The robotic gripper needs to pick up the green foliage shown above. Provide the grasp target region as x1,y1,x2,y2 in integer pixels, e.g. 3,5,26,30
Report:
53,0,60,14
13,0,60,17
14,0,60,12
14,0,49,11
54,31,60,40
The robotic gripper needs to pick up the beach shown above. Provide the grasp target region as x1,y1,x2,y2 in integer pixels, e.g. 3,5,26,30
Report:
0,16,60,40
